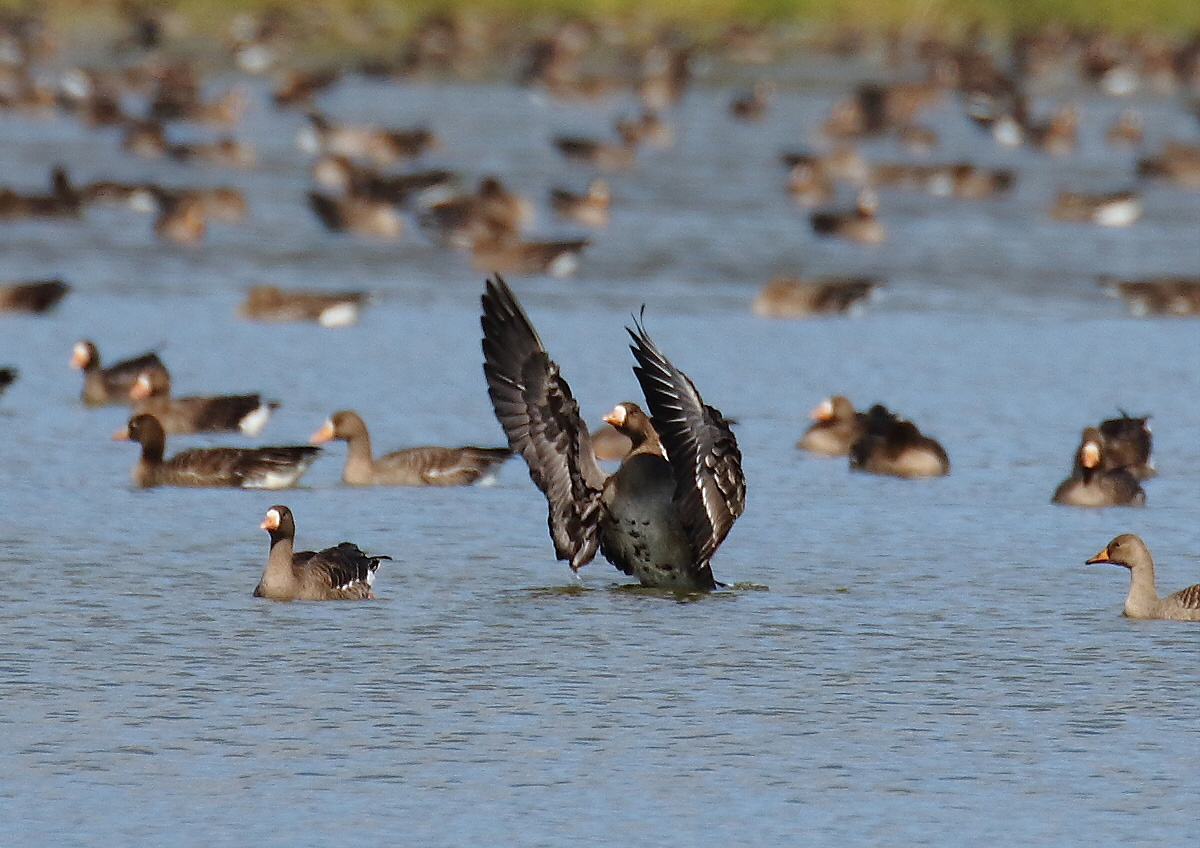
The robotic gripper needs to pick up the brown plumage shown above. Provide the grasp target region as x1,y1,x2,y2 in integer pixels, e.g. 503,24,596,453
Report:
1087,534,1200,621
752,277,880,319
0,166,81,219
238,285,368,327
125,369,277,436
71,339,169,407
116,413,319,489
0,279,70,313
797,395,866,456
810,189,886,244
849,404,950,478
481,275,745,591
255,505,389,601
311,410,511,486
1098,412,1154,480
1052,427,1145,507
308,191,403,240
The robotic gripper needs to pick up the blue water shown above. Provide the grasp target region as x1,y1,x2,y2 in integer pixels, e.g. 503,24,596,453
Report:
2,43,1199,847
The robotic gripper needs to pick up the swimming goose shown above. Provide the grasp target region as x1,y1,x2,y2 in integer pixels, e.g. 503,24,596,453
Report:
849,404,949,478
71,339,169,407
1098,412,1154,480
0,279,70,313
481,275,745,591
238,285,367,327
255,505,389,601
751,276,880,318
470,234,590,278
116,413,319,488
810,189,886,244
1099,276,1200,316
1087,534,1200,621
549,179,610,228
125,369,277,436
311,410,511,486
1049,189,1142,227
0,367,15,396
308,191,403,240
0,166,82,219
1052,427,1145,507
797,395,866,456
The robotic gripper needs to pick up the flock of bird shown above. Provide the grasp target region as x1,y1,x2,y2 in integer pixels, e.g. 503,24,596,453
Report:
1,6,1199,616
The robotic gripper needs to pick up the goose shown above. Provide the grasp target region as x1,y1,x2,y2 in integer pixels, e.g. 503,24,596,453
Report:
1052,427,1145,507
549,179,610,228
255,505,389,601
125,370,277,436
849,404,950,478
115,413,319,488
0,279,70,313
481,275,745,591
797,395,866,456
810,189,887,244
71,339,169,407
1098,412,1154,480
311,410,511,486
238,285,367,327
1087,534,1200,621
751,276,880,318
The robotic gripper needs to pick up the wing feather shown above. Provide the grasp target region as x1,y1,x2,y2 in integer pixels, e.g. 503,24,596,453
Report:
627,316,745,566
481,276,605,569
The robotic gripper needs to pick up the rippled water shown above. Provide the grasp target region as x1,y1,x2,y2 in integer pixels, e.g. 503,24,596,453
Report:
2,60,1200,845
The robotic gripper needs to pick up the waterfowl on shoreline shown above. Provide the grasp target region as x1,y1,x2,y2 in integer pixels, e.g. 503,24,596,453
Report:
0,279,70,313
797,395,866,456
116,413,319,488
71,339,169,407
481,275,745,591
124,369,277,436
311,410,511,486
849,404,949,478
1052,427,1145,507
1087,534,1200,621
255,504,389,601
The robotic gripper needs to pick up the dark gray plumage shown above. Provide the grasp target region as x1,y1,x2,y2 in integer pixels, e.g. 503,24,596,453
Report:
481,275,744,591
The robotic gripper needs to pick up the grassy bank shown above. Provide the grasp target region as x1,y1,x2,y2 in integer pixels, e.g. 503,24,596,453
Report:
14,0,1200,36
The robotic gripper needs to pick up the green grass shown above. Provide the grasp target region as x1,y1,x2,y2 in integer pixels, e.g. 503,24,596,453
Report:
13,0,1200,46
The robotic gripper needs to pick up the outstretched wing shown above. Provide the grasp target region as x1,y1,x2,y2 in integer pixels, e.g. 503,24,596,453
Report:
627,315,745,566
481,275,606,570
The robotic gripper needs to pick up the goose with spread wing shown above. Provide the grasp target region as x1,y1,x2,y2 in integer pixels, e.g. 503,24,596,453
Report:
481,275,745,591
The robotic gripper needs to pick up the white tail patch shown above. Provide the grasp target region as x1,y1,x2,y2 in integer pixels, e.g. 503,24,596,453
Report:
239,404,274,437
245,466,307,489
1094,199,1141,228
547,252,579,279
318,302,359,328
